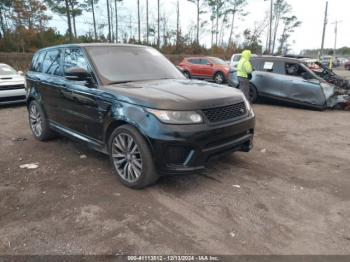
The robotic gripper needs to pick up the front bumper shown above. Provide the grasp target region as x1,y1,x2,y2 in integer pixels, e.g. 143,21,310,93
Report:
147,115,255,175
0,88,26,105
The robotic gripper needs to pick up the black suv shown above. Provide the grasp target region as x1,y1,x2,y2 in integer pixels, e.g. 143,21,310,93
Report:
26,44,255,188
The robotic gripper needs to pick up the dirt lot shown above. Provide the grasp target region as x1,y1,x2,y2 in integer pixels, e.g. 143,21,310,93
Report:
1,101,350,255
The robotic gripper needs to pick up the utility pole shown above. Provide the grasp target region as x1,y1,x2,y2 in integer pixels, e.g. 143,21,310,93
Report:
137,0,141,43
320,1,328,59
269,0,273,54
176,0,179,53
332,20,342,57
115,0,118,43
129,15,132,41
157,0,160,48
106,0,112,42
110,5,114,42
264,0,273,54
146,0,149,44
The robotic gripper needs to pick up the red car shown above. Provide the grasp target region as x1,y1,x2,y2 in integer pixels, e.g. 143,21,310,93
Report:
178,56,230,84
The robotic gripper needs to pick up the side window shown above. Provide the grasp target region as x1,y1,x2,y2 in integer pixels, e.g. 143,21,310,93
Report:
233,55,241,62
63,48,89,73
32,51,46,72
201,59,209,65
251,59,261,71
262,61,285,74
285,63,307,77
42,49,62,76
188,59,200,64
272,62,286,75
194,59,201,64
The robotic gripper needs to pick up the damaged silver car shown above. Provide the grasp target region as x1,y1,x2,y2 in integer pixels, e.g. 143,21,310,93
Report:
228,56,350,110
302,58,350,90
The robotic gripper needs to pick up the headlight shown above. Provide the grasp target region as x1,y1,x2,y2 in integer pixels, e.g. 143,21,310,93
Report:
146,109,203,124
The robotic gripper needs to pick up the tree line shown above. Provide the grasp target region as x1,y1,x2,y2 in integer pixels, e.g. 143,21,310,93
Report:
0,0,301,57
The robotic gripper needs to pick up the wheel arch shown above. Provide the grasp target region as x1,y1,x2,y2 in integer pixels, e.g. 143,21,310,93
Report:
213,70,225,81
104,118,154,154
182,69,191,78
249,82,259,94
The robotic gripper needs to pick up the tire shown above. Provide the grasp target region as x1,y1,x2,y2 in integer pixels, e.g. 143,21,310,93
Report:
183,71,191,79
28,100,55,141
249,84,258,103
108,125,159,189
214,72,225,84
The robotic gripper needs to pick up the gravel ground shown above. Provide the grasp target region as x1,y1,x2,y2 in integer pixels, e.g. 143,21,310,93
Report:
1,69,350,255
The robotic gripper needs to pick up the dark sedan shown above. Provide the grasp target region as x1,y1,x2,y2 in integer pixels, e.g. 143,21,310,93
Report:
26,44,255,188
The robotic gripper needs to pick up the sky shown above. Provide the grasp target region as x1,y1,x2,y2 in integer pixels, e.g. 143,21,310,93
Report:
48,0,349,54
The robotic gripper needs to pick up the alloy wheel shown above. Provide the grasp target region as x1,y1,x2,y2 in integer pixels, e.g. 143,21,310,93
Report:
29,103,43,137
112,132,143,183
215,73,224,84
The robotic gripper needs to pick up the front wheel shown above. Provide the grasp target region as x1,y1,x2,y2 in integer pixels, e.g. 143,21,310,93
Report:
214,72,225,84
28,100,55,141
183,71,191,79
109,125,159,189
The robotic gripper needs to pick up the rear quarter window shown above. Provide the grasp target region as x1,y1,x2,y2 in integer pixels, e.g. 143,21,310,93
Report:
31,51,46,72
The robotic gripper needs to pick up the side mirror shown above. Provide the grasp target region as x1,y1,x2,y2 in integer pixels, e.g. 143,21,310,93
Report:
65,67,91,81
18,70,23,75
208,63,214,67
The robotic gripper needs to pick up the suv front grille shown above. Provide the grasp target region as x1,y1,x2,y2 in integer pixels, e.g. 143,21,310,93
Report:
0,84,25,91
202,102,246,123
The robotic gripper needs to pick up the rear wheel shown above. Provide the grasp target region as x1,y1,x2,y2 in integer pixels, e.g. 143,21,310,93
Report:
214,72,225,84
109,125,159,189
28,100,55,141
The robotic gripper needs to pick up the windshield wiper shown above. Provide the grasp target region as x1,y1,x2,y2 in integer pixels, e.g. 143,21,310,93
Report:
108,78,175,85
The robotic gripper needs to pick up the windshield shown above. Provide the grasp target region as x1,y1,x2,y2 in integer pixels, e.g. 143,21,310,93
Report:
209,57,227,65
86,46,185,84
300,63,324,82
232,55,241,62
0,64,17,75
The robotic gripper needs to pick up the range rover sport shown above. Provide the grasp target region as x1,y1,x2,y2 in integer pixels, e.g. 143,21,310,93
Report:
26,44,255,188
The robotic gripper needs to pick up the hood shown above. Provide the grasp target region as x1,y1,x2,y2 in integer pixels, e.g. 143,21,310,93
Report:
101,79,245,110
0,74,25,86
242,50,252,60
